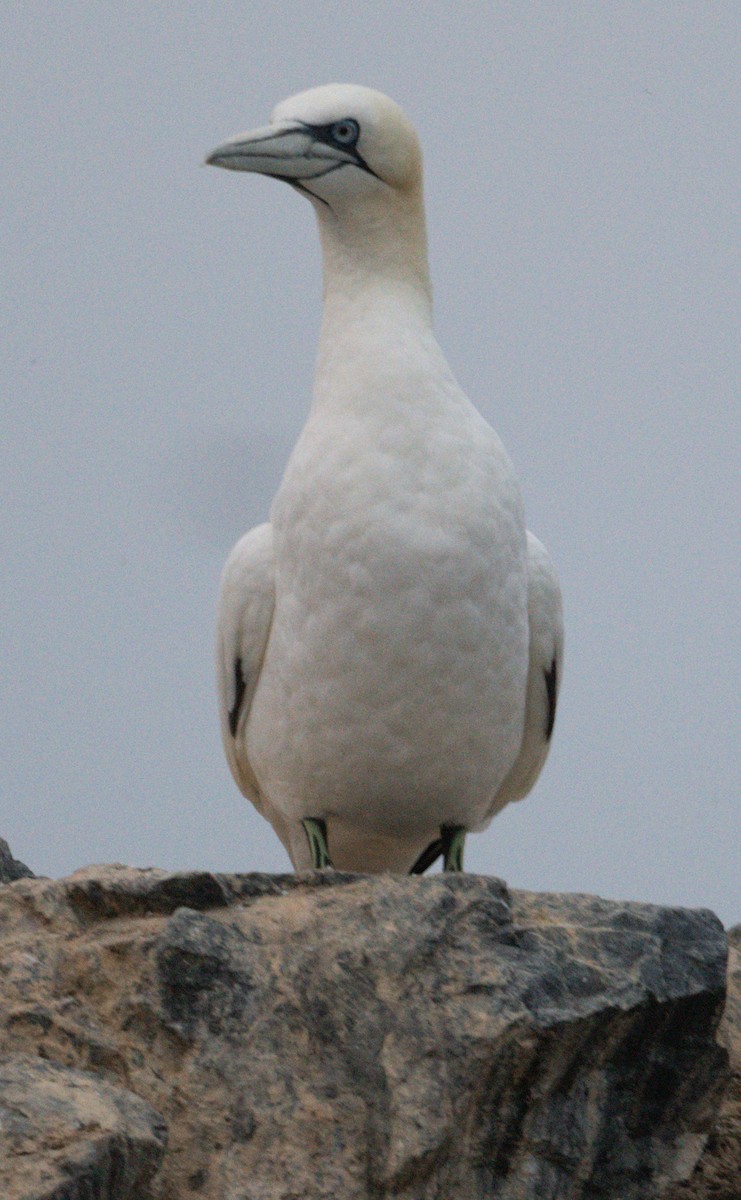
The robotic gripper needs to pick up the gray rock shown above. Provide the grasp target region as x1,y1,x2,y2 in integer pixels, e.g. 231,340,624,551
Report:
0,866,730,1199
0,836,34,882
668,924,741,1200
0,1054,167,1199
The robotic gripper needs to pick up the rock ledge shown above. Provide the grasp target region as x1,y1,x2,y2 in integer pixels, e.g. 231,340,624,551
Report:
0,863,731,1199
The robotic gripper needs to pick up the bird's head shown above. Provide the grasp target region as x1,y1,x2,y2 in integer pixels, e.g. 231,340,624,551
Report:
205,84,423,216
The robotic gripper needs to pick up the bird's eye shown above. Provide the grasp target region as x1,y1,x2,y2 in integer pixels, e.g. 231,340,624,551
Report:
330,119,359,147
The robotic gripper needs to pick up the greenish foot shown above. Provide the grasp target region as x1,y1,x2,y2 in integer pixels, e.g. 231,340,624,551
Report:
410,824,467,874
302,817,333,869
441,824,466,872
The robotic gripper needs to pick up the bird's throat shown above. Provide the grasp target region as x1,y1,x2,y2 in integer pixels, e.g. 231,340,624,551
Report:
316,191,433,321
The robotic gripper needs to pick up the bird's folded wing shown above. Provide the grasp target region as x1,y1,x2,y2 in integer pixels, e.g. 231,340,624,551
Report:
216,522,275,809
491,531,564,813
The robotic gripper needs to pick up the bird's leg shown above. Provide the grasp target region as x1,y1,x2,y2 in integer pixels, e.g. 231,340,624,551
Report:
302,818,333,869
440,824,466,872
410,825,467,874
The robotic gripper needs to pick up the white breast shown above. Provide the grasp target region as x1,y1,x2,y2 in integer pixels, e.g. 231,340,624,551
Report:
246,364,529,842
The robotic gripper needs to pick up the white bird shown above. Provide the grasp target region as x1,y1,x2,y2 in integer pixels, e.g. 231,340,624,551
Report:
208,85,563,874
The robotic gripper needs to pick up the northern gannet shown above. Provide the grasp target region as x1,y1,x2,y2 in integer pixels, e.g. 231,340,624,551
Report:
208,85,563,873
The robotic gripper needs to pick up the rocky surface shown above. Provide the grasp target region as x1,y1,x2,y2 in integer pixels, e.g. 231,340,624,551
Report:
0,835,34,882
0,1055,167,1199
0,857,731,1200
668,924,741,1200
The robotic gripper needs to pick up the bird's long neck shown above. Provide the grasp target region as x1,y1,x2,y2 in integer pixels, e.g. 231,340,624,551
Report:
312,190,439,413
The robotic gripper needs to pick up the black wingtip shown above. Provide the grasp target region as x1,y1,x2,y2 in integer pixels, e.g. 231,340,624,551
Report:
228,658,247,738
544,655,558,741
409,837,445,875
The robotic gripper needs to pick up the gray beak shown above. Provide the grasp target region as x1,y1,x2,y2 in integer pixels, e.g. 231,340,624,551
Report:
205,122,357,181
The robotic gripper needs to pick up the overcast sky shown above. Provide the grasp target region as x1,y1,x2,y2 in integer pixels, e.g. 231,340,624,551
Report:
2,3,738,924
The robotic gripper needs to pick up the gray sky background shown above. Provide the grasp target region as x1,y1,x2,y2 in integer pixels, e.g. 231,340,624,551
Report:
2,3,739,924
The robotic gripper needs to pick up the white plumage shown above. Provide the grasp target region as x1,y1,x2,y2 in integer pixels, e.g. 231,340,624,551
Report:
208,85,563,873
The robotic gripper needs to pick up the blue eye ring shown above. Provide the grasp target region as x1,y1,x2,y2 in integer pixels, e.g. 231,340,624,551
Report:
330,119,360,147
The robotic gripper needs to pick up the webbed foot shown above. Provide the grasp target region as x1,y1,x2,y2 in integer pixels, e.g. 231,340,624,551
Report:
410,824,466,874
441,824,466,872
302,817,333,869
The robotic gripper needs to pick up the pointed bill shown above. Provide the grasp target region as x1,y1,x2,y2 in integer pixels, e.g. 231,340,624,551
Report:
205,123,357,180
